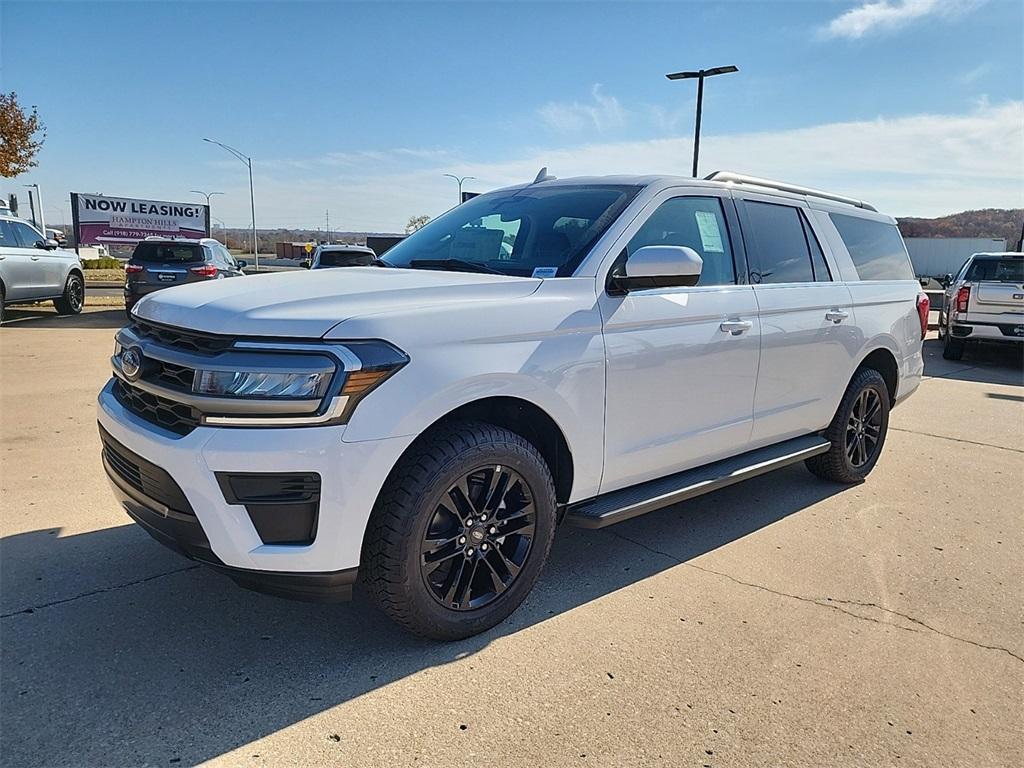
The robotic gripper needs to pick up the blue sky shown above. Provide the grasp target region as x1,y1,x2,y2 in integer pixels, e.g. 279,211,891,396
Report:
2,0,1021,232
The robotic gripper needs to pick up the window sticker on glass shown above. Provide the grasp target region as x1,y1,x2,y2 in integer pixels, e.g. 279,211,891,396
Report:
694,210,725,253
531,266,559,278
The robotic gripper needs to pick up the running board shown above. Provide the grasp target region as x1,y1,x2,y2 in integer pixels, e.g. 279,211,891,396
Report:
564,435,830,529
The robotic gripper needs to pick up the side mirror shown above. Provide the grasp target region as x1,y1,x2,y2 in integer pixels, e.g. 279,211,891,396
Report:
941,273,953,288
236,259,248,269
611,245,703,293
36,239,60,251
302,259,312,269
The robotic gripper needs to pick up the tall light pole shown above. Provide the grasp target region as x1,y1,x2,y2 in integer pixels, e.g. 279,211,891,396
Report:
203,138,259,270
443,173,476,204
191,190,224,236
23,183,44,236
666,65,738,178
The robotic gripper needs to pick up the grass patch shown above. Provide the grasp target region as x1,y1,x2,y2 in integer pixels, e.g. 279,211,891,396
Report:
82,258,123,270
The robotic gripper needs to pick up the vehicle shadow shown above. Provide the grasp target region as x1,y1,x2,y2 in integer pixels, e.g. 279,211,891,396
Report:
0,307,126,330
0,465,845,766
921,337,1023,387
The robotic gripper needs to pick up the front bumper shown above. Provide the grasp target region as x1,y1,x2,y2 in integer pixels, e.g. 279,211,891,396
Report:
97,378,413,584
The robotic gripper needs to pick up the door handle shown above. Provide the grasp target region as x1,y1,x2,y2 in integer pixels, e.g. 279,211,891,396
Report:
825,309,849,323
720,319,753,335
30,256,41,261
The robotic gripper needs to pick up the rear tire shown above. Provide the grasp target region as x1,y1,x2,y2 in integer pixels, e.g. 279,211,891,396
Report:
362,421,557,640
942,332,965,360
53,273,84,315
805,368,890,484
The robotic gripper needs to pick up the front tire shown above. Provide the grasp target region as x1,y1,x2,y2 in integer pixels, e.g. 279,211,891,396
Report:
362,421,557,640
806,368,890,484
53,273,84,315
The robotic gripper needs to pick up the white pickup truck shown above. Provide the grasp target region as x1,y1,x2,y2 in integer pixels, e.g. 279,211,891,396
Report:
97,171,928,639
938,252,1024,360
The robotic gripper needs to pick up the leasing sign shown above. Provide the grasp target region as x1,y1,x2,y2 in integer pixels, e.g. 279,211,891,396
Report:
71,193,209,245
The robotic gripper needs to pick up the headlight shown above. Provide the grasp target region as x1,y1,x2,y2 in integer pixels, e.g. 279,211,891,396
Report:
194,370,332,399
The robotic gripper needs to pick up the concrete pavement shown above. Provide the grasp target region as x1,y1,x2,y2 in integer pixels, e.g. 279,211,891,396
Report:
1,307,1021,767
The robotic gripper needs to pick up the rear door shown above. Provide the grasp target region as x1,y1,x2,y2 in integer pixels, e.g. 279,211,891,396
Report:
736,195,858,445
131,242,203,291
0,220,36,300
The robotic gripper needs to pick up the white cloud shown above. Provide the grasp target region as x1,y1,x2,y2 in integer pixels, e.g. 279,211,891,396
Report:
822,0,983,40
204,100,1022,230
538,84,627,133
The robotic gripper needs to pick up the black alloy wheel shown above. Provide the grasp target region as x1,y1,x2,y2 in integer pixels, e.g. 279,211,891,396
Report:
420,465,536,611
845,388,883,468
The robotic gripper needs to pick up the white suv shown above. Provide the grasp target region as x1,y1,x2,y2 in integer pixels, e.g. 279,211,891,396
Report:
97,172,928,639
0,212,85,321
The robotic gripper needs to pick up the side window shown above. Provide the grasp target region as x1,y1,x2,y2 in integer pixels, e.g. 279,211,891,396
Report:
10,221,43,249
743,201,815,284
829,213,914,281
0,220,18,247
626,196,735,286
802,216,832,282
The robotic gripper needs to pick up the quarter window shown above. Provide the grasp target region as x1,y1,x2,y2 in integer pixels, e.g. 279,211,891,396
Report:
743,201,815,284
830,213,914,281
626,196,736,286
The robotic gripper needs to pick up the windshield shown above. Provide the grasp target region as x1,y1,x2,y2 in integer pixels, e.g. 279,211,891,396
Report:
381,184,641,277
316,249,376,268
131,242,204,264
966,257,1024,283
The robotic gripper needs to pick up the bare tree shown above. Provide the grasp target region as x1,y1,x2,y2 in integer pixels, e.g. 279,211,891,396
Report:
0,93,46,178
405,214,431,234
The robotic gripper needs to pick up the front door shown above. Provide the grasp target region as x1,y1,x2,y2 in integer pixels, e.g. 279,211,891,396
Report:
598,192,760,493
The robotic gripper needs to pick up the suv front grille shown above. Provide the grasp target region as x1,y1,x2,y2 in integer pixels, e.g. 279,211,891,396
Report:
131,319,234,355
153,361,196,391
113,379,200,436
99,425,195,515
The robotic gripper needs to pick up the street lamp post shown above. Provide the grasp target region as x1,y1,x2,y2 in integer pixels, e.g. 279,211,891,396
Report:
666,65,738,178
190,190,224,237
203,138,259,270
23,183,44,237
443,173,476,205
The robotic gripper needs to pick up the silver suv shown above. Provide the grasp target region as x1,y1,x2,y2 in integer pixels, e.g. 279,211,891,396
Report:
0,212,85,321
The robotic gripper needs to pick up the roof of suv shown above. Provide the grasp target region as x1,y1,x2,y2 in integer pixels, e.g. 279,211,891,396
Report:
492,170,880,215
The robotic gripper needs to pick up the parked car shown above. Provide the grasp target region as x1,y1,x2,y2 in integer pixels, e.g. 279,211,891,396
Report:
0,211,85,321
309,244,377,269
98,171,927,640
124,237,246,317
938,252,1024,360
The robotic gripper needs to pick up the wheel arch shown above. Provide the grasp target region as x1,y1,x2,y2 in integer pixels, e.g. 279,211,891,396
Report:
854,346,899,404
388,396,576,505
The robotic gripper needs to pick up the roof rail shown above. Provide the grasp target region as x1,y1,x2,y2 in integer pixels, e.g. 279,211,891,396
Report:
704,171,877,212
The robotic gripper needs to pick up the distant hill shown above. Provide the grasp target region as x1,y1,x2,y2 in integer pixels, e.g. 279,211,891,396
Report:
897,209,1023,249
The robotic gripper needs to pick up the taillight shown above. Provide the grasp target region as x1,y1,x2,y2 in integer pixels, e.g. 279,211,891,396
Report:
125,264,143,274
190,264,218,278
916,292,930,340
956,286,970,313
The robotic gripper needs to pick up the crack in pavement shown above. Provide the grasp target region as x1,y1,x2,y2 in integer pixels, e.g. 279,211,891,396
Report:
0,564,201,619
607,530,1024,665
889,427,1023,454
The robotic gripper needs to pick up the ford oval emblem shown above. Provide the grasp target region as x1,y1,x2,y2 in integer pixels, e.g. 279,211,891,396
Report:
121,347,143,381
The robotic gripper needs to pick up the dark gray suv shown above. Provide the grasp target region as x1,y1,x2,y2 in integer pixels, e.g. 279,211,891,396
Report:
125,238,246,316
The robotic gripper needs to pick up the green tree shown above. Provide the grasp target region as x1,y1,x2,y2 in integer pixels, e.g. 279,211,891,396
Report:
0,92,46,177
405,214,430,234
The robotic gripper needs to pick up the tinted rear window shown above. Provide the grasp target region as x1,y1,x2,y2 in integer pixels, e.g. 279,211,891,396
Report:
131,242,204,264
965,257,1024,283
830,213,914,281
317,250,375,268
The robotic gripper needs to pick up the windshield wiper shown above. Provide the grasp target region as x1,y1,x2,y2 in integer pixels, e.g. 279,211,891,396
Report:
408,258,504,275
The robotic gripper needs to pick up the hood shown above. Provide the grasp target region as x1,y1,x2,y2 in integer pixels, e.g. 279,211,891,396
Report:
134,266,541,337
